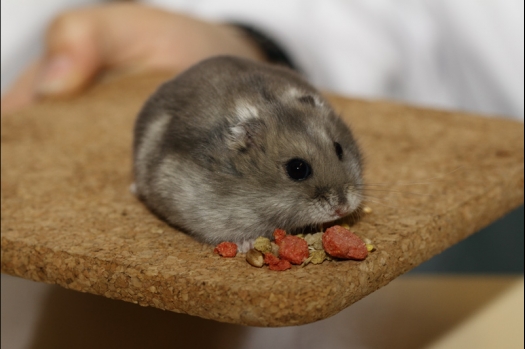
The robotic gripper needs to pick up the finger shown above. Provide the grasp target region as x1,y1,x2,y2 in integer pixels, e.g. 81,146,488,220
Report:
1,59,43,115
35,11,102,97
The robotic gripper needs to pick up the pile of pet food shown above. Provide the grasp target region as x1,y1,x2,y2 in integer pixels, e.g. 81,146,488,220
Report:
214,222,375,271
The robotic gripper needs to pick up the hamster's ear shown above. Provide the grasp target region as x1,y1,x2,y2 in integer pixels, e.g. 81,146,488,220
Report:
227,119,266,151
227,100,266,151
284,87,325,108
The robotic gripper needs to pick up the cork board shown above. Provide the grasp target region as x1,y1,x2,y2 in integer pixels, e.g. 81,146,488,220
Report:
1,73,523,327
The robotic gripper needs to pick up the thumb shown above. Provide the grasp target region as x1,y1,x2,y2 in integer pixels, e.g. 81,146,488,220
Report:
36,13,102,97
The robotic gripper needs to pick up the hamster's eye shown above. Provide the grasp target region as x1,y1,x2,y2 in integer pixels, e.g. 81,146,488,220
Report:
286,158,312,181
334,142,343,160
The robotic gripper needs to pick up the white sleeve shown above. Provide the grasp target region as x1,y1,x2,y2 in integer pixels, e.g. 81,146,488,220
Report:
141,0,403,99
142,0,524,120
2,0,521,119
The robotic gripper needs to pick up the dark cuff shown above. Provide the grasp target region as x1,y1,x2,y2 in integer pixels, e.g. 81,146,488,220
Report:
232,23,298,71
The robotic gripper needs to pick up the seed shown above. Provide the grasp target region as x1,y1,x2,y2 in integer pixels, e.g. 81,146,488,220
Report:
246,249,264,267
362,206,373,214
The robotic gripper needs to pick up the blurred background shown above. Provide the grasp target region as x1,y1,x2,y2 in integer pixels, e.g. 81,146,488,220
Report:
2,0,523,348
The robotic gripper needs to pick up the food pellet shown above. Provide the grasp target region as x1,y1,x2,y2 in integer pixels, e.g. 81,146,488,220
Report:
263,252,291,271
303,250,328,266
273,229,287,245
263,252,280,265
268,259,291,271
362,206,373,214
310,250,327,264
246,248,264,267
270,242,280,256
322,225,368,260
279,235,309,265
304,232,324,250
214,242,238,258
253,236,272,253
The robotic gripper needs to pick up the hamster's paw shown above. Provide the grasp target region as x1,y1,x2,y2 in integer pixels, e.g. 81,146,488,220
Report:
129,182,137,196
237,239,255,253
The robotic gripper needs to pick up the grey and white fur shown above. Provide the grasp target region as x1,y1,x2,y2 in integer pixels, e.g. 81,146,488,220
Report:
133,56,363,251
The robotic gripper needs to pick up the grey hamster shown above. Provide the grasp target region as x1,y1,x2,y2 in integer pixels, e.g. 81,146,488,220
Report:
133,56,363,251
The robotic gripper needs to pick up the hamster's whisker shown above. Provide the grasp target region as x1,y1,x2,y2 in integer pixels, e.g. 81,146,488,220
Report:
357,166,464,187
354,193,402,209
349,167,465,215
360,188,432,197
361,197,400,210
358,182,433,188
353,191,389,201
348,209,363,221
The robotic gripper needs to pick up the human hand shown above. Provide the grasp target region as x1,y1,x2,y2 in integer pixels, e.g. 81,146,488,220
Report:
1,3,265,114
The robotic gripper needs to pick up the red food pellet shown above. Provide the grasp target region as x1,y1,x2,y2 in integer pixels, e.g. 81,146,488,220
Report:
268,259,292,271
263,252,291,271
214,242,237,257
263,252,280,265
273,229,287,245
279,235,309,265
322,225,368,260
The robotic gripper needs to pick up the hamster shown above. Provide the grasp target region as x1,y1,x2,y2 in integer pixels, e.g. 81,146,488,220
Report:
133,56,363,251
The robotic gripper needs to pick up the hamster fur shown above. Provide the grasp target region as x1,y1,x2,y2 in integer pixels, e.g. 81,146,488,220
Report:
133,56,363,251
